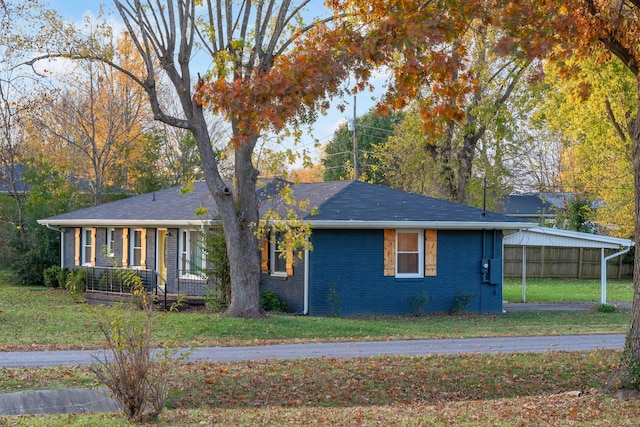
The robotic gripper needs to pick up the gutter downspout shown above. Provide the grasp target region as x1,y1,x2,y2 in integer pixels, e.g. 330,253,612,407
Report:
303,247,309,315
601,245,632,305
46,224,64,268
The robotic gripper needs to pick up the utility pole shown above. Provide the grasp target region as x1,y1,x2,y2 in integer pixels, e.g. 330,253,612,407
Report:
352,95,358,180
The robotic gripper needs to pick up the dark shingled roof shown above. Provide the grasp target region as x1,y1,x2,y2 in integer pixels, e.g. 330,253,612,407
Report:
39,180,531,228
40,183,217,223
496,193,557,218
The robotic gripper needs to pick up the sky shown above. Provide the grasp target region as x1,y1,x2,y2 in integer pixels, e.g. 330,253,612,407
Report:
44,0,385,167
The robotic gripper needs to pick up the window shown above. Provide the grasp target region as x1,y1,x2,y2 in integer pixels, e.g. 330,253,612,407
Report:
106,228,115,257
180,229,205,277
270,231,287,276
82,228,93,266
396,230,423,278
129,229,143,268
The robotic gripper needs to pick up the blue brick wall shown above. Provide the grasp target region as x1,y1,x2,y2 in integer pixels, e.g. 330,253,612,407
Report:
306,229,503,316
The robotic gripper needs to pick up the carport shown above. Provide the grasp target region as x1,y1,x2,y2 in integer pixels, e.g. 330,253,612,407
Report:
503,227,634,304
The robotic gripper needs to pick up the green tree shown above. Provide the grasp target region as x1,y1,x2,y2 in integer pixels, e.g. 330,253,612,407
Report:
8,159,89,285
323,108,403,183
533,57,635,238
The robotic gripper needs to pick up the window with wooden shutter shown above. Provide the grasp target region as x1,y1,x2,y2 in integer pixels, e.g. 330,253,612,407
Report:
264,231,293,277
425,230,437,276
385,229,430,278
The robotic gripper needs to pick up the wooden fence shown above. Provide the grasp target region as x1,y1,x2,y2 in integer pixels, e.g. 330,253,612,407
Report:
504,246,634,279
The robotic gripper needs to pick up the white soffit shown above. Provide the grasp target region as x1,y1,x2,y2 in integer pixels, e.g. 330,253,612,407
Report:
503,227,634,249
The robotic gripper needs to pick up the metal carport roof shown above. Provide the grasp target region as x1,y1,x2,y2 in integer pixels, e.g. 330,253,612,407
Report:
503,227,634,305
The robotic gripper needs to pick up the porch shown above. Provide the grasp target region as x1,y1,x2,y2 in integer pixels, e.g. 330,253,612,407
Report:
83,266,217,308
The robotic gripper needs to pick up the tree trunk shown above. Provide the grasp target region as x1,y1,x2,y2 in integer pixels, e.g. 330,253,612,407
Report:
606,77,640,389
190,116,265,319
223,134,264,318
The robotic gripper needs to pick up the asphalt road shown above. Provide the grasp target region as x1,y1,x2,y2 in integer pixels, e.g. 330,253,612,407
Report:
0,334,626,368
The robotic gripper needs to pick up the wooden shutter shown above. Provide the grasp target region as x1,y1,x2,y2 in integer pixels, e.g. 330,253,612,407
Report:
74,228,81,266
90,228,97,266
425,230,437,276
261,236,269,273
122,228,129,268
383,229,396,276
285,240,293,276
140,229,147,269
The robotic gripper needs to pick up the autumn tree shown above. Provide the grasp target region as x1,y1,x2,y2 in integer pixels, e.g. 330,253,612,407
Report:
335,0,640,390
32,34,151,205
88,0,364,318
485,0,640,390
378,24,531,204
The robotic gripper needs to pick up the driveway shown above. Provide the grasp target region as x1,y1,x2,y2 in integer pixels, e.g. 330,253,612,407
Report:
0,334,626,368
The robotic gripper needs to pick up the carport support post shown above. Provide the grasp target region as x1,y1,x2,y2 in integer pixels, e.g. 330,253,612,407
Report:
600,248,606,305
599,245,632,306
522,245,527,302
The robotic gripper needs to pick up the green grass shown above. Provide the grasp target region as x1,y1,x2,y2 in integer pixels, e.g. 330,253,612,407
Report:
503,277,634,303
0,278,631,351
2,350,640,426
0,270,638,425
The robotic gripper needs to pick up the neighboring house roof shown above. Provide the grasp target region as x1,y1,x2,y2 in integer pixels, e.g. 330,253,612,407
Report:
496,193,558,219
0,164,28,194
38,180,535,230
0,164,128,196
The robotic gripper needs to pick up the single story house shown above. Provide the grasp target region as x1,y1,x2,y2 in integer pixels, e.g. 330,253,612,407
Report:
38,180,535,316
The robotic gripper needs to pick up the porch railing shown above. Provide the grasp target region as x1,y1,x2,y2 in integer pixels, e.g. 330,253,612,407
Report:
85,266,155,293
83,267,216,298
175,269,215,296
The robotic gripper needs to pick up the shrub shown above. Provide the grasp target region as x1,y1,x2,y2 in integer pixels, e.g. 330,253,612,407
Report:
406,293,432,316
90,278,187,422
260,291,288,313
56,267,69,289
65,268,87,297
43,266,62,288
597,303,616,313
204,287,227,312
327,282,341,317
202,226,231,307
452,293,474,314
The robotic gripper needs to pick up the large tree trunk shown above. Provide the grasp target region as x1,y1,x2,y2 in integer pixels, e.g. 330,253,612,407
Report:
606,78,640,389
190,115,265,318
223,134,264,318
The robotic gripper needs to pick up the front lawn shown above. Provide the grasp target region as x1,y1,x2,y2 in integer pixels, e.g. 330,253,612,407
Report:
0,277,631,351
0,271,637,425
